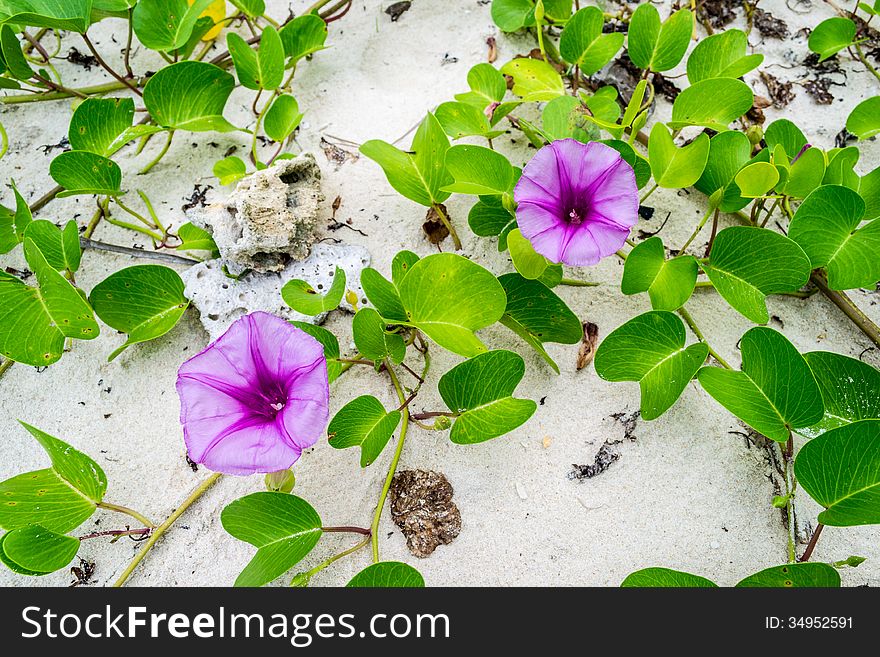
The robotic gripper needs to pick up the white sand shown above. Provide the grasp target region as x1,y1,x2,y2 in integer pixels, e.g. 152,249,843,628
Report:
1,0,878,587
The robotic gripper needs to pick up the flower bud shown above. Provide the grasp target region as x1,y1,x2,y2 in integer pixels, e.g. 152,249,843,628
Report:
433,416,453,431
289,571,311,587
265,469,296,493
746,124,763,146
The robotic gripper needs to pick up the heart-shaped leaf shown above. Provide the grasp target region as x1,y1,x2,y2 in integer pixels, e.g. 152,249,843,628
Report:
278,13,327,64
698,327,824,442
648,123,709,189
360,268,407,322
221,492,322,587
595,311,708,420
289,321,341,384
442,144,516,196
702,226,811,323
800,351,880,438
454,63,508,108
764,119,807,159
846,96,880,140
89,264,189,361
621,567,718,587
733,161,779,198
352,307,406,364
0,0,92,32
795,419,880,526
621,237,697,310
132,0,215,52
694,131,751,211
500,57,565,101
627,4,693,72
143,61,237,132
360,113,452,207
0,239,99,366
559,6,625,75
68,97,164,157
391,250,419,287
778,146,825,199
491,0,536,32
227,24,284,90
0,182,32,254
282,266,345,316
435,101,503,140
498,272,581,373
686,29,763,83
788,185,880,290
328,395,402,467
213,155,247,185
541,95,596,143
0,525,79,575
49,151,122,197
736,563,840,587
22,220,81,274
468,195,516,243
0,422,107,533
228,0,264,17
398,253,506,357
176,222,218,254
438,349,536,444
808,16,857,62
670,78,754,131
263,94,303,142
347,561,425,587
507,227,554,280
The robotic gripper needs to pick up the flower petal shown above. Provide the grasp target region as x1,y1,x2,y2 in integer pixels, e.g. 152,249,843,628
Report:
199,420,302,475
561,222,629,266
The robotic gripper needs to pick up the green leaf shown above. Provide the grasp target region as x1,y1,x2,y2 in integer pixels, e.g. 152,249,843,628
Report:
22,220,81,273
846,97,880,140
281,266,345,316
500,57,565,101
213,156,247,185
391,250,419,287
352,307,405,364
468,195,516,241
702,226,811,323
698,327,824,442
278,13,327,65
686,29,763,83
627,5,693,72
595,311,708,420
360,268,407,322
0,422,106,533
435,101,502,140
621,237,697,310
0,238,99,366
795,420,880,526
823,146,860,190
347,561,425,587
454,63,507,108
764,119,807,159
176,222,218,254
221,492,322,587
0,0,92,32
228,0,264,17
788,185,880,290
289,321,341,384
736,563,840,587
143,61,237,132
227,25,284,91
0,525,79,575
442,144,515,195
68,97,162,157
507,227,553,279
491,0,536,32
263,94,302,142
603,139,651,189
89,264,189,361
559,6,624,74
541,95,595,143
779,146,825,199
733,161,779,198
670,78,754,131
694,131,751,211
648,123,709,189
0,25,33,79
360,113,452,207
498,272,581,373
49,150,121,197
398,253,507,357
621,567,718,587
328,395,402,467
132,0,215,52
808,16,857,61
439,350,536,444
860,165,880,221
801,351,880,437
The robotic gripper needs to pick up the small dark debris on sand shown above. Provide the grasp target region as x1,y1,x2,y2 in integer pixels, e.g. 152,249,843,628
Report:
803,78,834,105
423,204,450,245
611,410,640,442
752,8,789,39
569,443,620,480
698,0,738,29
760,71,795,108
390,470,462,558
385,1,411,22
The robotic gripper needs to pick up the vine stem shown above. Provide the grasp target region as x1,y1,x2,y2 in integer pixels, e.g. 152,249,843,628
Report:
96,501,157,528
799,523,824,562
321,526,371,535
80,528,152,541
370,361,410,563
639,182,658,204
113,473,222,587
431,203,462,250
0,358,14,380
1,79,143,104
811,270,880,348
139,130,174,175
853,41,880,84
81,32,143,96
80,238,199,265
558,277,599,287
679,207,715,253
297,534,371,584
677,307,733,370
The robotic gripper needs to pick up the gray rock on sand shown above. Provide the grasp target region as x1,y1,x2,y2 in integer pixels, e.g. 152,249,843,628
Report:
188,153,324,276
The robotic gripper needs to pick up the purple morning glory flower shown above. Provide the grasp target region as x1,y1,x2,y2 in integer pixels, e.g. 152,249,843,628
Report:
176,312,329,475
514,139,638,266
